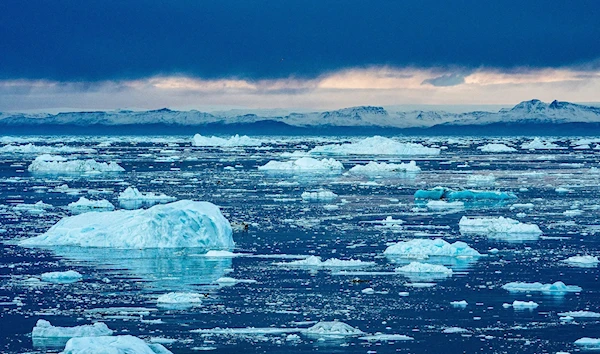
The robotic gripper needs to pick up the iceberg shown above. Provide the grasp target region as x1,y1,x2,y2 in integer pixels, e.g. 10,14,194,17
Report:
40,270,83,284
275,255,375,268
426,200,464,210
13,201,53,214
502,281,582,293
414,187,516,201
450,300,468,308
67,197,115,214
118,187,176,209
28,154,124,173
558,311,600,318
562,255,599,267
459,216,542,236
192,134,263,147
61,335,172,354
384,239,480,259
305,321,364,336
258,157,344,172
308,136,440,156
301,189,338,201
19,200,234,249
521,138,563,150
477,143,517,153
395,262,453,281
32,319,113,338
156,292,204,308
348,161,421,174
575,338,600,348
511,300,539,309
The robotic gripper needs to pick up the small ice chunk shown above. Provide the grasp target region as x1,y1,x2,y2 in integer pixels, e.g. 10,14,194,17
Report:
215,277,257,286
157,292,204,305
359,334,414,341
450,300,468,308
521,138,562,150
275,256,375,269
309,136,440,156
192,134,262,147
442,327,471,334
459,216,542,236
426,200,465,210
575,337,600,348
511,300,539,309
558,311,600,318
395,262,453,281
40,270,82,284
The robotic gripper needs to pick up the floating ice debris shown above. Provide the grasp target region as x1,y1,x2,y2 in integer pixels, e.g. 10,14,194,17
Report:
61,335,172,354
275,255,375,268
510,300,539,309
32,319,113,338
384,239,481,259
467,174,496,186
258,157,344,172
477,143,517,153
28,154,124,173
308,136,440,156
348,161,420,174
40,270,83,284
575,337,600,348
359,334,414,341
450,300,468,308
118,187,176,206
19,200,234,249
67,197,115,214
215,277,257,286
395,262,453,281
202,250,243,257
301,189,338,201
0,143,96,154
157,292,204,306
502,281,581,293
521,138,563,150
414,187,516,201
426,200,465,210
192,134,263,147
13,201,53,214
562,255,599,267
558,311,600,318
305,321,364,336
361,288,375,294
459,216,542,235
442,327,471,334
555,187,571,193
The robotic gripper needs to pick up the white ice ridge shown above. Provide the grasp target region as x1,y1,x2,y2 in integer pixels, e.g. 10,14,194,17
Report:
558,311,600,318
562,255,599,267
459,216,542,235
192,134,263,147
348,161,421,173
32,319,113,338
384,239,481,259
61,335,172,354
308,136,440,156
502,281,582,293
28,154,125,173
258,157,344,171
395,262,453,276
477,143,517,153
157,292,204,305
118,187,176,202
301,189,338,201
40,270,83,284
67,197,115,214
275,255,375,268
19,200,234,249
521,137,563,150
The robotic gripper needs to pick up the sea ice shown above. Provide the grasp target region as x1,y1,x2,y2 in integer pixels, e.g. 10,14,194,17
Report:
215,277,258,286
118,187,176,209
28,154,124,173
511,300,539,309
477,143,517,153
13,201,53,214
275,255,375,268
359,334,414,341
305,321,364,336
157,292,204,306
32,319,113,338
395,262,453,281
192,134,263,147
19,200,234,249
521,138,563,150
308,136,440,156
258,157,344,172
348,161,420,173
502,281,582,293
384,239,481,259
40,270,83,284
459,216,542,235
301,189,338,201
562,255,599,267
426,200,465,210
67,197,115,214
61,335,172,354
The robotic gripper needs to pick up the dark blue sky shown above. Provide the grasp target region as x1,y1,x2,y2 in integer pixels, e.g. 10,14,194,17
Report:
1,0,599,81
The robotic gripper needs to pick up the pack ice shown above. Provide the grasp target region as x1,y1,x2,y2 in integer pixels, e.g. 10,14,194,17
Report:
61,335,172,354
192,134,263,147
19,200,234,249
32,319,113,338
258,157,344,171
348,161,421,173
459,216,542,235
384,239,481,259
308,136,440,156
28,154,125,173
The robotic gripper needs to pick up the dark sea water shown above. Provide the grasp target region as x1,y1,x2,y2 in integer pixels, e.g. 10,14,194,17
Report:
1,135,600,353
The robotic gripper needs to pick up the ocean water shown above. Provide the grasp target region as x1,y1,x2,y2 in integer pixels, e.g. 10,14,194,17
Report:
1,135,600,353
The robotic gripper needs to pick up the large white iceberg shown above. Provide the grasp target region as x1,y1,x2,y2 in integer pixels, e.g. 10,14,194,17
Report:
32,319,113,338
61,335,172,354
192,134,263,147
477,143,517,153
28,154,125,173
258,157,344,172
348,161,421,174
502,281,582,293
19,200,234,249
459,216,542,235
308,136,440,156
384,239,481,259
67,197,115,214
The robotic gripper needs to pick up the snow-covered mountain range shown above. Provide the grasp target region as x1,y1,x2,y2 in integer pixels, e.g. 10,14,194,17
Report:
1,100,599,129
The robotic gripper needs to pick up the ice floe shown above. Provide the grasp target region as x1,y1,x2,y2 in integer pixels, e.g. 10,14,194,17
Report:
0,143,96,154
384,239,481,259
215,277,258,286
562,255,599,267
414,187,516,201
301,189,338,201
19,200,234,249
359,334,413,341
395,262,453,281
575,337,600,348
558,311,600,318
32,319,113,338
40,270,83,284
258,157,344,172
118,187,176,209
13,201,53,214
308,136,440,156
521,138,563,150
459,216,542,236
450,300,468,308
192,134,263,147
275,255,375,268
477,143,517,153
156,292,204,307
426,200,465,210
67,197,115,214
348,161,420,174
28,154,124,173
61,335,172,354
305,321,364,336
502,281,582,293
508,300,539,309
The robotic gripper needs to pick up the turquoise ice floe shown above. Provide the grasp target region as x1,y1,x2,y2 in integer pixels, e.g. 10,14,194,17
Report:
414,186,517,201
